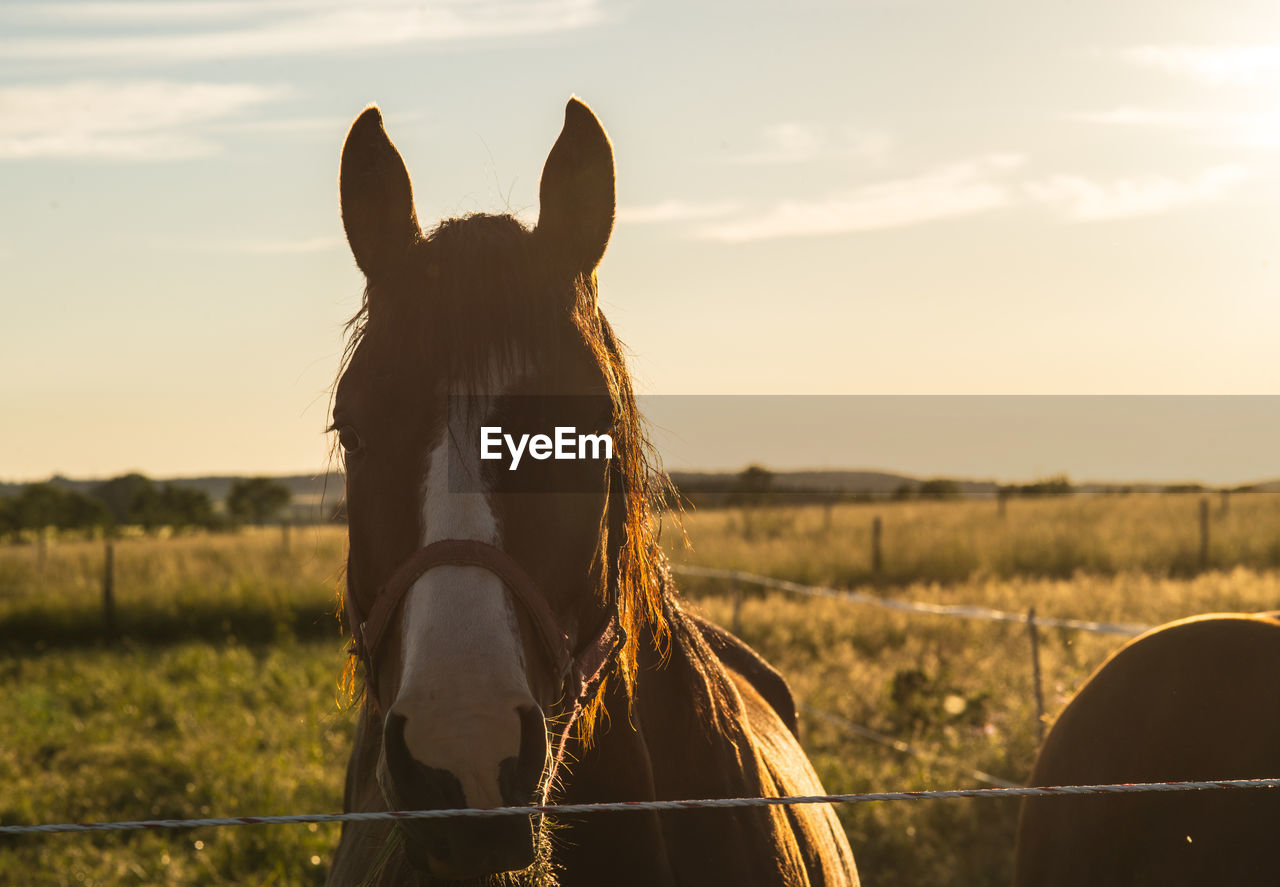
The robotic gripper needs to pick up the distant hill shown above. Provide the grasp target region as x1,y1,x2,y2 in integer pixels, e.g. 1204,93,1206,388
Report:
2,469,1276,508
669,469,995,496
666,470,1280,502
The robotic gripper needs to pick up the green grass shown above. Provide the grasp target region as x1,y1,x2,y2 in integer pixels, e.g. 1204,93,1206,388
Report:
0,642,353,886
4,503,1280,885
0,528,353,886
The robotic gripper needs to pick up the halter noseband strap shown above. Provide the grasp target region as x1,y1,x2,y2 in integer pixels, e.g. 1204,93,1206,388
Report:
345,539,624,735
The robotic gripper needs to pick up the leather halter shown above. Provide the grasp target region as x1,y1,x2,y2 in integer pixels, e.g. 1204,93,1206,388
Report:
344,538,625,749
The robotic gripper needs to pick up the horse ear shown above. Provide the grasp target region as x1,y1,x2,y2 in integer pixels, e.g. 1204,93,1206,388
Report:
535,98,616,276
340,106,420,280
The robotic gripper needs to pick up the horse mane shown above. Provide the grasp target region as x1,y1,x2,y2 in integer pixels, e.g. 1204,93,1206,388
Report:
333,212,680,741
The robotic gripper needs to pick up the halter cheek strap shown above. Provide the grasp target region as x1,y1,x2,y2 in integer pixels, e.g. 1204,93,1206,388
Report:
345,539,624,737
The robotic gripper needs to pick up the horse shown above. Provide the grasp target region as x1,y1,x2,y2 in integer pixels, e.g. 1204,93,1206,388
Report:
325,98,859,887
1013,612,1280,886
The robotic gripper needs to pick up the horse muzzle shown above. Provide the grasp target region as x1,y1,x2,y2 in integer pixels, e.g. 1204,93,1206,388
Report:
382,704,549,878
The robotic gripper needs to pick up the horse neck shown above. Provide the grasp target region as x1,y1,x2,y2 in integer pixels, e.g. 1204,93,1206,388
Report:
550,601,797,885
572,600,769,801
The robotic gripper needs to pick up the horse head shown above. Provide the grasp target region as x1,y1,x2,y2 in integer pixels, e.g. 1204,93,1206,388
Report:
334,98,657,879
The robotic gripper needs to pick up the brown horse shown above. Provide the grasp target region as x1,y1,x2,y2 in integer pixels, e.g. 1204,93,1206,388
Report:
1014,613,1280,886
325,98,858,886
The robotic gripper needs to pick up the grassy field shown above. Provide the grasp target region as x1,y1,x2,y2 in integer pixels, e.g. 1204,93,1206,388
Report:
3,497,1280,885
663,492,1280,586
0,528,352,887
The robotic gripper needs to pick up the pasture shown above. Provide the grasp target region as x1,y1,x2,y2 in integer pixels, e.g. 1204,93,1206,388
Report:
3,494,1280,885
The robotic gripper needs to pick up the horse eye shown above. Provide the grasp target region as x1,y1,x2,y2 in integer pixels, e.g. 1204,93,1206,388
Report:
338,425,363,454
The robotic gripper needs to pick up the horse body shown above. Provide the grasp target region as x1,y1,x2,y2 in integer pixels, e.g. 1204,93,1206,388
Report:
1014,613,1280,886
326,99,857,886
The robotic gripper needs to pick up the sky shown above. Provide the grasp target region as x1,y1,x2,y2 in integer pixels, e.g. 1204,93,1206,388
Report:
3,0,1280,483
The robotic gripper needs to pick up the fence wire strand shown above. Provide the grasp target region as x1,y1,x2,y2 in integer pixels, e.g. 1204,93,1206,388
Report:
4,779,1280,836
799,705,1021,789
11,564,1270,842
672,564,1152,636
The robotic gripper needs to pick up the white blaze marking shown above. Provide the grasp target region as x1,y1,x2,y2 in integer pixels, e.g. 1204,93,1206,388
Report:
389,395,537,809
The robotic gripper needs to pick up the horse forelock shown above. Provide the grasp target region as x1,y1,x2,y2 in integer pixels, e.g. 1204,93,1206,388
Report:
332,211,678,742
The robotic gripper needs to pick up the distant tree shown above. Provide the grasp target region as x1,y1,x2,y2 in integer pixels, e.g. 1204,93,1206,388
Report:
91,473,156,526
727,465,774,506
13,483,70,531
1162,483,1205,494
891,482,916,501
11,483,110,533
0,496,13,540
157,484,216,530
918,478,961,500
998,475,1073,498
227,477,293,525
61,490,112,532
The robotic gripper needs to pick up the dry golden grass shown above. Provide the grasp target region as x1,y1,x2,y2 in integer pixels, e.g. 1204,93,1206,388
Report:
664,496,1280,885
664,493,1280,587
0,526,347,648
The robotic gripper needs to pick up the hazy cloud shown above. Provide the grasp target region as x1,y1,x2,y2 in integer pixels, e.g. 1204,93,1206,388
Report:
1027,166,1251,222
727,122,893,166
1068,107,1280,149
617,200,741,225
729,123,826,165
13,1,294,23
1122,45,1280,85
698,154,1023,242
0,80,287,160
3,0,604,62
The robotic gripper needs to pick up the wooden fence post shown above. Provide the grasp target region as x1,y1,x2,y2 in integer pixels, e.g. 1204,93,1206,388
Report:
997,489,1007,519
871,516,883,579
823,501,833,532
731,585,744,636
281,519,291,555
1027,606,1046,745
103,540,117,639
1199,497,1210,570
1219,489,1230,517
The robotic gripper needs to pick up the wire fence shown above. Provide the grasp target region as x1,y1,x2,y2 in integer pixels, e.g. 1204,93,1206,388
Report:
671,564,1152,636
5,778,1280,837
672,562,1153,788
8,561,1272,842
799,705,1020,789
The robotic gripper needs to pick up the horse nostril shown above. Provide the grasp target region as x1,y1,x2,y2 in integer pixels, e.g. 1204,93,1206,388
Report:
383,711,411,777
383,711,466,810
500,704,549,806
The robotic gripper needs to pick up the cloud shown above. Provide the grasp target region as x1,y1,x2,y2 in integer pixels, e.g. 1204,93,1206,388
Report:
1121,45,1280,85
729,123,827,165
1026,166,1251,222
727,122,893,166
3,0,604,62
15,1,292,23
617,200,740,225
1067,107,1280,149
697,154,1023,242
0,80,287,160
